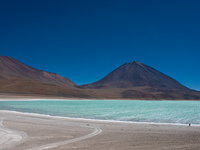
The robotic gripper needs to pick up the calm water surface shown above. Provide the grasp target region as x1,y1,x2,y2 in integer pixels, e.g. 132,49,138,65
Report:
0,100,199,125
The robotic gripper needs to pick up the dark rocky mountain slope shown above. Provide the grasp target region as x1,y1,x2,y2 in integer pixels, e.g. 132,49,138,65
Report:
80,61,200,100
81,61,188,90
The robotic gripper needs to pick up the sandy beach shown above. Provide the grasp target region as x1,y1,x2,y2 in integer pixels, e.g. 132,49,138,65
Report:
0,110,199,150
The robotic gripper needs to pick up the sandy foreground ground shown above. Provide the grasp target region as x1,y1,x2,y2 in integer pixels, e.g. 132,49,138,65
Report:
0,110,199,150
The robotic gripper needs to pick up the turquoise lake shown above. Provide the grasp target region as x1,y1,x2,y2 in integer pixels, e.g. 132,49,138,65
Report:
0,100,200,125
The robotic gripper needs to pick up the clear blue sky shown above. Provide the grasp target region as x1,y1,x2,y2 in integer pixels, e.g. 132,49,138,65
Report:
1,0,200,91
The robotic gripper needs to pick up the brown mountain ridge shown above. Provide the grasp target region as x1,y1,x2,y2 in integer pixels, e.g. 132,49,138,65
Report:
0,56,75,87
0,56,91,98
0,56,200,100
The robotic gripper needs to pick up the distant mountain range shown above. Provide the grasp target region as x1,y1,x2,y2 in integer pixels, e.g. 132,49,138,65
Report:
0,56,199,100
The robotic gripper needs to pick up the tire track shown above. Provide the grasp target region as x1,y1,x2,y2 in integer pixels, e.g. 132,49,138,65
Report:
26,125,102,150
0,117,27,150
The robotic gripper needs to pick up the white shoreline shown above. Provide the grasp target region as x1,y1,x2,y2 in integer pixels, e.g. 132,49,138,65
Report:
1,110,199,127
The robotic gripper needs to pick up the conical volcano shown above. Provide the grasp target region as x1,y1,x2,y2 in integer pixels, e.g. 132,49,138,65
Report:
81,61,188,90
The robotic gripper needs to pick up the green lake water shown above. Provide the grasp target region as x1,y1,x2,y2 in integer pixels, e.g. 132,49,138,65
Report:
0,100,199,125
